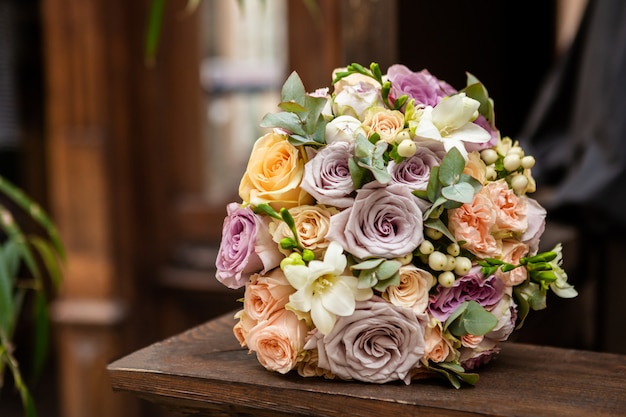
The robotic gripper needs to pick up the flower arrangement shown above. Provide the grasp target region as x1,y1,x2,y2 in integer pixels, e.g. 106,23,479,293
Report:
214,62,577,387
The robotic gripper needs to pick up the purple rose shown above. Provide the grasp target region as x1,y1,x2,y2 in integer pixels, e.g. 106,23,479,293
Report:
459,339,501,371
304,296,426,384
387,145,441,192
215,202,283,289
428,267,506,321
520,197,546,255
387,64,456,108
325,183,424,259
300,142,355,208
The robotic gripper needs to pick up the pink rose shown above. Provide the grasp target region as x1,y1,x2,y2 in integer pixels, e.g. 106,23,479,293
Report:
325,183,425,259
245,309,308,374
448,193,501,259
483,180,528,236
304,296,426,384
244,268,295,322
215,203,283,289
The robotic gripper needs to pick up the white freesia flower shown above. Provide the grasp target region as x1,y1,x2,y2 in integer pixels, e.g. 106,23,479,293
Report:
548,244,578,298
414,93,491,159
283,241,373,334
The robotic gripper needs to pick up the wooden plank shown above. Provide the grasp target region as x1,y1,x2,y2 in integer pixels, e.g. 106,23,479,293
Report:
108,312,626,417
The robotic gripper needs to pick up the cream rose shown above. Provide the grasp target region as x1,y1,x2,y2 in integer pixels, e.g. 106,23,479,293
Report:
362,107,405,143
269,204,338,258
239,132,313,210
244,268,295,322
245,309,308,374
448,192,501,259
382,265,435,314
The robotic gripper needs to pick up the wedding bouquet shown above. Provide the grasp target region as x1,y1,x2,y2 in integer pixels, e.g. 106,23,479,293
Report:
214,62,577,387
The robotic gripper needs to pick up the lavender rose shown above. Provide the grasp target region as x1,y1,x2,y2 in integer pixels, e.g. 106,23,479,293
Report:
387,145,441,192
428,267,506,321
387,64,456,108
215,202,283,289
325,183,424,259
304,296,426,384
300,141,355,208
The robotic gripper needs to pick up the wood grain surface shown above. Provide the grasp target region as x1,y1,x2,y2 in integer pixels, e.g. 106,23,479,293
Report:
108,312,626,417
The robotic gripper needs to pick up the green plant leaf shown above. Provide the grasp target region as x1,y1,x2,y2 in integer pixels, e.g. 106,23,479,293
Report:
278,101,307,113
423,217,456,242
31,291,50,383
444,300,498,337
30,236,64,290
0,246,14,336
281,71,306,104
438,146,465,186
441,182,475,204
260,112,306,136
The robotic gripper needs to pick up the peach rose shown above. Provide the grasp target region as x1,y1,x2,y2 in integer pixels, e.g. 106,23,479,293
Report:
244,268,295,322
382,265,435,314
245,309,308,374
448,193,501,258
483,179,528,237
463,151,488,184
496,239,529,286
239,132,313,210
233,309,257,348
269,204,338,258
422,325,456,363
362,107,405,143
461,334,484,349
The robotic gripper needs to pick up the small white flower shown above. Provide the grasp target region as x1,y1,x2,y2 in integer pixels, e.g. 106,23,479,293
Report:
283,241,373,334
548,244,578,298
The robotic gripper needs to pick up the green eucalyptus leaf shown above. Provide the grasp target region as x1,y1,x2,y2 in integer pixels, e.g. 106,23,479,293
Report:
278,101,307,113
459,173,483,193
357,270,378,289
281,71,306,105
351,258,384,270
426,166,440,203
438,147,465,186
462,75,495,125
376,260,402,280
444,300,498,337
373,271,400,292
441,182,475,204
424,217,456,242
260,112,306,135
348,158,368,189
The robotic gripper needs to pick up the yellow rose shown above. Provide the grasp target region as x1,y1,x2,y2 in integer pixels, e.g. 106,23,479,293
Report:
239,132,313,210
362,107,405,143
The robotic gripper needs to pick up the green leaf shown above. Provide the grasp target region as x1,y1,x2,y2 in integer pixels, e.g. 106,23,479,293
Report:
260,112,306,136
144,0,166,67
281,71,306,105
29,236,64,290
462,74,495,125
278,101,307,113
253,203,282,220
444,300,498,337
460,173,483,193
441,182,475,204
426,166,440,203
348,158,368,189
438,147,465,186
31,291,50,383
423,217,456,242
373,271,400,292
351,258,384,270
0,246,14,335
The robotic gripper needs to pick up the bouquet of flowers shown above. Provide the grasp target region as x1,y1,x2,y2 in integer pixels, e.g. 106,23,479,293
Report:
214,62,577,387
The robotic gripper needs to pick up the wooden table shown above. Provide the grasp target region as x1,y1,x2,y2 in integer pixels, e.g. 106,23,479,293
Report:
107,312,626,417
